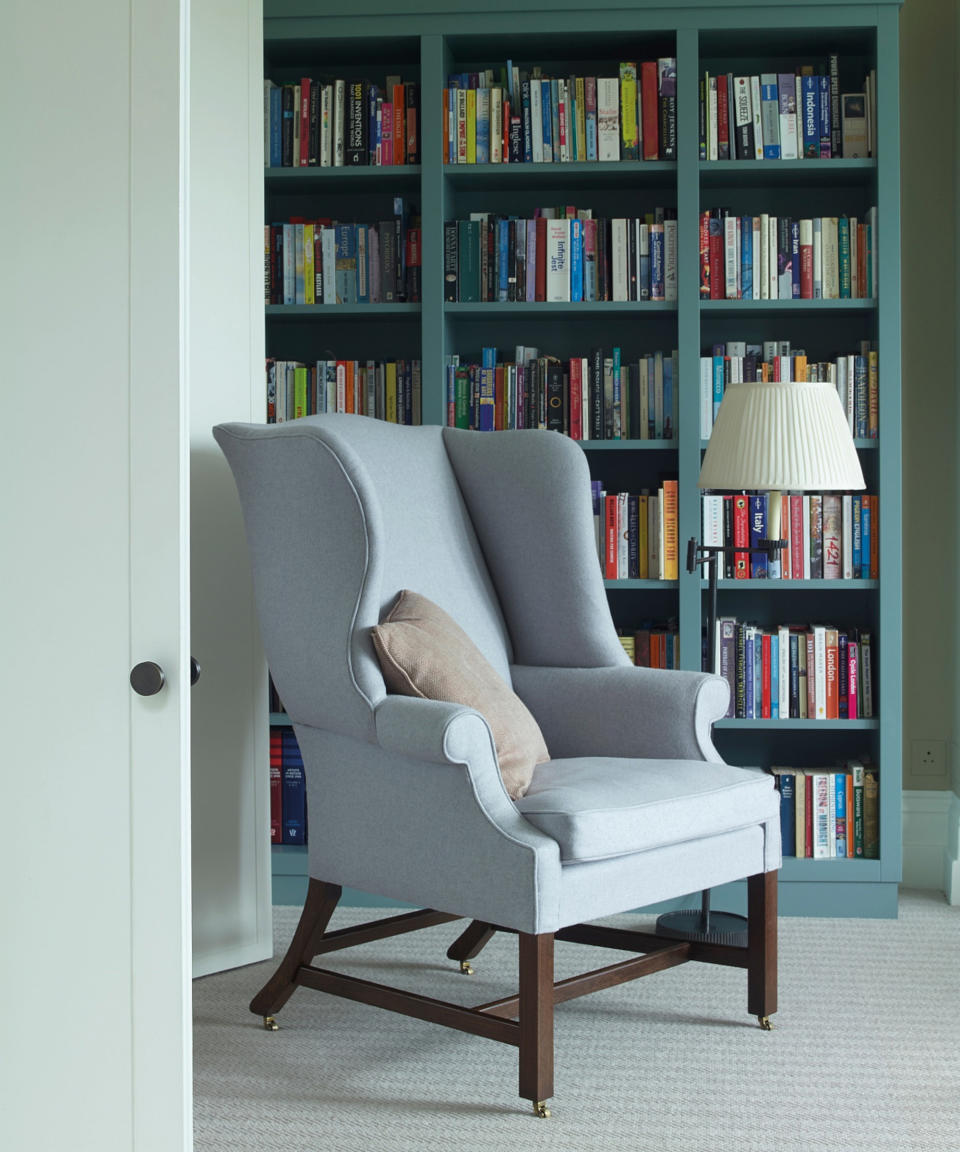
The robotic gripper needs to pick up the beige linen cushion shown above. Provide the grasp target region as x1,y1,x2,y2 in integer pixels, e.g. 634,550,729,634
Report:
370,589,549,799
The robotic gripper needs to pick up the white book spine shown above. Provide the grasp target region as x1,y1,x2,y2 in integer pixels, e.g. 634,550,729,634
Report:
546,218,571,302
759,213,769,299
802,496,811,578
814,625,827,719
812,773,831,858
611,218,629,301
490,88,502,163
333,79,345,166
708,78,718,161
768,215,778,299
778,626,790,717
597,77,620,162
530,79,543,162
813,217,823,297
750,75,763,158
700,357,712,439
321,228,337,303
617,491,629,578
724,216,738,299
842,494,853,578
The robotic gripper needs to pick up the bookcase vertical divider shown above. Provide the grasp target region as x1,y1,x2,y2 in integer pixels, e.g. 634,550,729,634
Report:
675,24,703,674
419,33,448,425
874,5,902,884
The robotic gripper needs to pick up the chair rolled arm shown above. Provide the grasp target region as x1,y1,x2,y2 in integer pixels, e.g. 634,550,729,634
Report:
510,664,730,763
374,694,500,769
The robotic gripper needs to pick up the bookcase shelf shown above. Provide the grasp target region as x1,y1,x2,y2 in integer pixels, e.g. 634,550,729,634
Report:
264,0,903,919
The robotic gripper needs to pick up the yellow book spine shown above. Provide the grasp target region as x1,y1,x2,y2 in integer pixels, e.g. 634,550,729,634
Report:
575,77,587,161
303,224,315,305
466,89,477,164
619,63,638,159
662,479,679,580
386,361,398,422
294,365,308,420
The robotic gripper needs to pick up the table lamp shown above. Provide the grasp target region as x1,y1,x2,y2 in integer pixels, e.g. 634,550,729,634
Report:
656,377,866,946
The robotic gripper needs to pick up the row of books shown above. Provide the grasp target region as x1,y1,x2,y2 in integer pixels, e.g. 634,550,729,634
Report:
618,626,680,670
266,203,420,305
444,210,678,304
699,63,877,161
265,75,420,168
593,480,679,581
699,339,879,440
771,762,879,858
710,620,874,721
443,59,677,164
444,347,677,440
266,358,422,426
700,491,879,581
699,209,878,301
270,727,307,846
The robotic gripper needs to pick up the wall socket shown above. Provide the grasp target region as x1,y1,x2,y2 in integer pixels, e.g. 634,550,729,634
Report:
911,739,947,776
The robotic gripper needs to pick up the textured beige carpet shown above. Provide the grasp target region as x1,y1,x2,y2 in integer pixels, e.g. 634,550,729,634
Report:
193,889,959,1151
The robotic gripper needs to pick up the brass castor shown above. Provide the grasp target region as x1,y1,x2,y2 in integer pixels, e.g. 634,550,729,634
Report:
263,1016,279,1031
757,1015,773,1031
533,1101,551,1118
459,960,475,976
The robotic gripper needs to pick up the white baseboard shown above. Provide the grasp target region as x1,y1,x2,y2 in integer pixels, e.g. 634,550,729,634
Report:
902,790,960,904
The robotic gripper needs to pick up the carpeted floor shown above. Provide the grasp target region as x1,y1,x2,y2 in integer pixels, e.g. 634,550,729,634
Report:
193,889,960,1152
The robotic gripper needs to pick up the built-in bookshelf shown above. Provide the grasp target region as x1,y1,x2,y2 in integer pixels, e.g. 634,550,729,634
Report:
263,0,902,918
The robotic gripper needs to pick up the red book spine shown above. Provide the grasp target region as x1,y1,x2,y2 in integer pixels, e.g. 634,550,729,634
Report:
641,61,659,160
605,495,619,579
709,217,724,300
535,216,548,301
569,357,583,440
299,78,311,167
716,75,729,157
699,211,711,298
761,632,772,718
733,494,749,578
800,236,813,298
392,86,405,165
790,494,804,578
847,640,859,719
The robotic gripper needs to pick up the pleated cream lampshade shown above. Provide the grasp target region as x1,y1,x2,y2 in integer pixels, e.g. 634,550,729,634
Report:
698,379,866,492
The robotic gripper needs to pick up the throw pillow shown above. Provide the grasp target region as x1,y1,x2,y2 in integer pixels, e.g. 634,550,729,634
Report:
370,589,549,799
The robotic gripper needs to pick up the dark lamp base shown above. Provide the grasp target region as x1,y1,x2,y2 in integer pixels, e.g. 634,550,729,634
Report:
655,909,748,947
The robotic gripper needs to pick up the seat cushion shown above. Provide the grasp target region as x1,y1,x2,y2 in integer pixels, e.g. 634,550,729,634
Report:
370,589,549,800
514,756,779,863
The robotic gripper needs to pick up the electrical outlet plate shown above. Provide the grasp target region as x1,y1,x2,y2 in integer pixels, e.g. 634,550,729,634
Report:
911,739,946,776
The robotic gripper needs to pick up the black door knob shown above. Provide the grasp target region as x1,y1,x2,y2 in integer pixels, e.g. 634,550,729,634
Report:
190,657,201,686
130,661,165,696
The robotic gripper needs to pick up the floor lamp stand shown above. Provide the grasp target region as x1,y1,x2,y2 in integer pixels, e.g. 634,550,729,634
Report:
655,536,784,948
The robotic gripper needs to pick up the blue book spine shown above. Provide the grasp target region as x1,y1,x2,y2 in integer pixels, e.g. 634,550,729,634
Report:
777,773,796,855
476,97,490,164
481,346,497,369
754,631,763,719
852,495,863,574
541,80,553,161
835,773,847,856
497,219,509,302
551,79,561,158
712,355,724,420
650,227,664,299
760,82,780,158
818,75,831,157
770,634,779,718
478,366,495,431
570,219,583,302
744,630,755,718
269,84,283,167
586,87,598,160
801,76,819,158
741,216,753,300
750,494,769,577
521,79,533,162
860,499,871,578
281,760,306,844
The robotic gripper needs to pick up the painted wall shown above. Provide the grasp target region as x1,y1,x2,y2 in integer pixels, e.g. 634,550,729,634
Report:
900,0,957,792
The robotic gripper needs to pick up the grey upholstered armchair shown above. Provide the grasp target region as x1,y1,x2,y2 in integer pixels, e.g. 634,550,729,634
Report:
214,413,780,1117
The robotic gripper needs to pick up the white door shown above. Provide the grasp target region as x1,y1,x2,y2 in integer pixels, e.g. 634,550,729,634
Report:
2,1,192,1149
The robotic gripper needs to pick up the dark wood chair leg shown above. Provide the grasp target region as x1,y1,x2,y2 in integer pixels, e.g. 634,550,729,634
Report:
446,920,497,969
518,932,554,1116
249,879,342,1021
746,870,778,1028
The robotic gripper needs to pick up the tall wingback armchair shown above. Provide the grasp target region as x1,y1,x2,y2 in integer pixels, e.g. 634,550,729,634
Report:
214,413,780,1118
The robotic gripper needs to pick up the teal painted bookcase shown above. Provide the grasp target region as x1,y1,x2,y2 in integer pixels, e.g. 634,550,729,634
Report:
264,0,903,917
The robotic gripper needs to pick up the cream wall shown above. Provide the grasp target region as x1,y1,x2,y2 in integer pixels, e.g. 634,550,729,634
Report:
899,0,957,792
